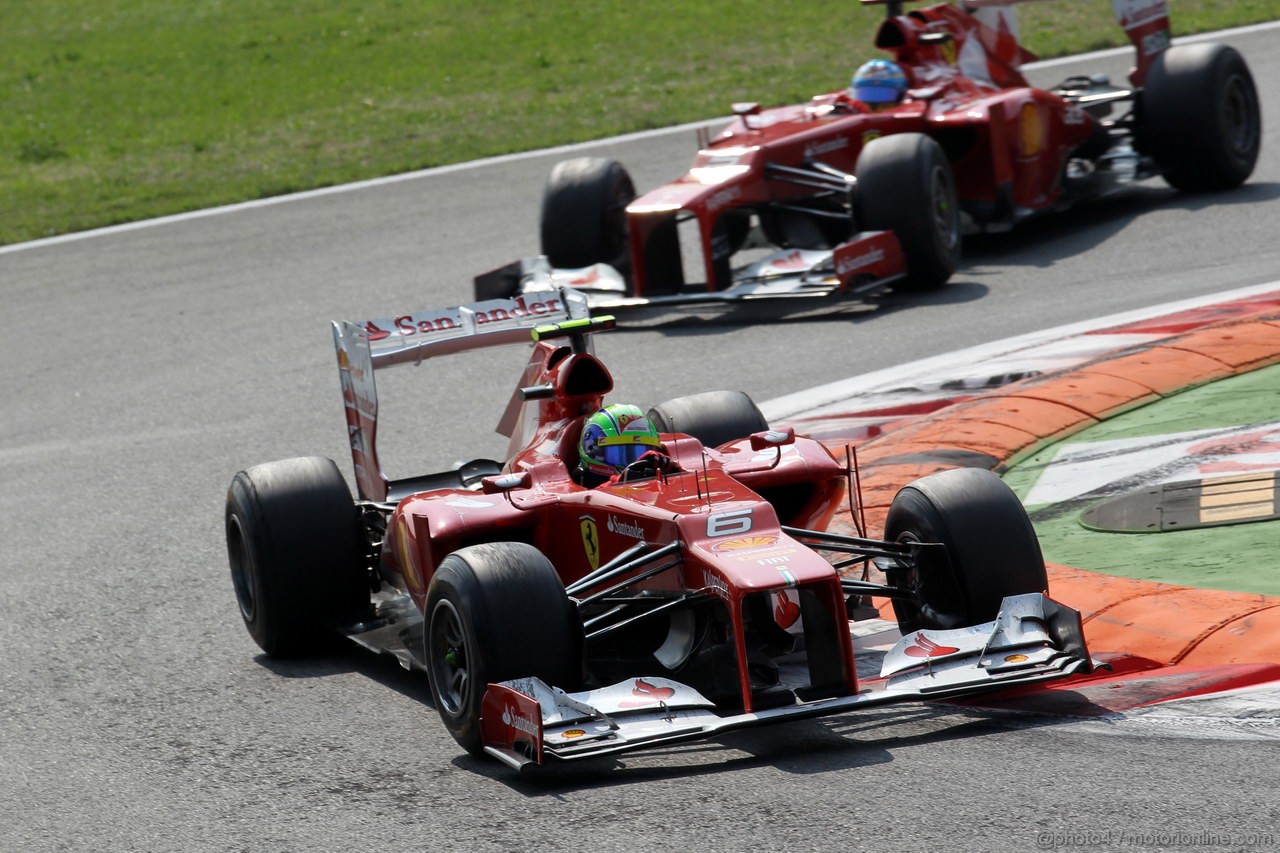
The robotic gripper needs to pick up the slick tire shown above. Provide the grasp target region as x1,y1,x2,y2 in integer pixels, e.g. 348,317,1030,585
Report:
540,157,636,272
855,133,960,291
425,543,582,757
1142,43,1261,192
225,456,367,657
647,390,768,449
883,467,1047,634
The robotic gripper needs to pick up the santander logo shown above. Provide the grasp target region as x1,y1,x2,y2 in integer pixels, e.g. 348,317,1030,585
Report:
770,251,809,271
903,633,960,659
618,678,678,708
836,247,885,276
364,296,563,343
607,516,646,539
501,705,540,737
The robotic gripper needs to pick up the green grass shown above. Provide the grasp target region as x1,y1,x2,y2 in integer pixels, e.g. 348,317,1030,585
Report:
3,0,1277,246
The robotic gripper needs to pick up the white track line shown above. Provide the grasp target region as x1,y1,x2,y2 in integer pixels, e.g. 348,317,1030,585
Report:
759,279,1280,421
0,116,726,257
3,20,1277,257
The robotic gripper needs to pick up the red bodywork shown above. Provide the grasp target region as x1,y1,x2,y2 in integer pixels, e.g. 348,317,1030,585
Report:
320,299,1096,766
382,339,855,712
622,1,1166,296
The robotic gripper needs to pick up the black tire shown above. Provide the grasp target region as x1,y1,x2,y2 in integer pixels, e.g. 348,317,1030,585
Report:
883,467,1047,634
225,457,367,656
425,543,582,756
1142,43,1261,192
855,133,960,291
647,390,768,449
539,157,636,272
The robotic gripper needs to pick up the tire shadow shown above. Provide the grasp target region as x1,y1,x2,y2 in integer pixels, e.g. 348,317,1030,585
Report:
466,700,1102,794
610,179,1280,336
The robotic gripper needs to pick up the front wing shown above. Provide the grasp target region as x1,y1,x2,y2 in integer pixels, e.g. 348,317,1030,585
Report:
475,230,906,312
479,593,1092,770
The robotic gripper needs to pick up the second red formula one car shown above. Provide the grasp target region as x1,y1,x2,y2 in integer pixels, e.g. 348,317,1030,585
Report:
224,290,1093,770
476,0,1260,310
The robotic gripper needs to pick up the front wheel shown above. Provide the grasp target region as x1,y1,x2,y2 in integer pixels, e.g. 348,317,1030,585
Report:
883,467,1047,634
540,157,636,272
1141,43,1261,192
855,133,960,291
425,543,582,756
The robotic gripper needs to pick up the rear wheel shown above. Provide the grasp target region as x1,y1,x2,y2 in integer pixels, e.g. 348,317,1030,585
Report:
1142,43,1261,192
855,133,960,291
540,157,636,273
647,390,768,449
425,543,582,756
883,467,1047,634
224,457,367,656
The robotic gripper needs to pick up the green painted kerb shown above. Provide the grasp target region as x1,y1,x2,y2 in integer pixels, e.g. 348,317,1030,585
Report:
1004,364,1280,597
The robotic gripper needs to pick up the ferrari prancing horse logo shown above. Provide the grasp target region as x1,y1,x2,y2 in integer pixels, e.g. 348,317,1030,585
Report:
579,515,600,570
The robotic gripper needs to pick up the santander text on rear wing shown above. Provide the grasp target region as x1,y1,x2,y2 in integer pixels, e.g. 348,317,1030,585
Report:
332,290,589,501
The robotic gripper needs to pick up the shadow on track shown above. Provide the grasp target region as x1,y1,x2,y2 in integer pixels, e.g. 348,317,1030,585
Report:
608,279,990,334
609,180,1280,336
254,645,437,707
481,702,1091,795
962,181,1280,271
254,647,1104,790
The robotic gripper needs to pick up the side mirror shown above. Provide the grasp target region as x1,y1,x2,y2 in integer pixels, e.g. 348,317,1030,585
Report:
520,383,555,401
481,471,531,494
749,426,796,451
732,102,763,131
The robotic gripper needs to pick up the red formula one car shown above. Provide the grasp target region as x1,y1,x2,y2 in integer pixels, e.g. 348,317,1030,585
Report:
476,0,1260,309
224,290,1091,769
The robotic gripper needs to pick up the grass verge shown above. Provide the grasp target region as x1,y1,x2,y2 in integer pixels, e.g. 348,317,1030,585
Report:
2,0,1277,246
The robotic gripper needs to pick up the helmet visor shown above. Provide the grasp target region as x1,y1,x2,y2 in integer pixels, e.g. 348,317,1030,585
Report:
596,434,661,469
855,83,901,104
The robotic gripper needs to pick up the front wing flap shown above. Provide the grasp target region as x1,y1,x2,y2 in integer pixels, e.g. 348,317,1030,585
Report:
480,230,906,313
479,593,1091,770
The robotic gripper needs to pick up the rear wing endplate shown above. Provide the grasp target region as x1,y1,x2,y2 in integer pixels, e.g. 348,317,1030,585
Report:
332,289,589,501
960,0,1170,85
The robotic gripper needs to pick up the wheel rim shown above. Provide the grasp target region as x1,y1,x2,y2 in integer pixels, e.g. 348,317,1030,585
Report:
1222,74,1259,157
930,165,959,252
227,516,255,622
428,599,471,717
894,533,925,613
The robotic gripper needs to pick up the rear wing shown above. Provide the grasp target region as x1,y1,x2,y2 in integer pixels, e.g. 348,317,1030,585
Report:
332,290,589,501
865,0,1170,87
959,0,1171,85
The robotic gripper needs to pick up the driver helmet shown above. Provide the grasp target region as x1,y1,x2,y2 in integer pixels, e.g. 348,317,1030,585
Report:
578,404,662,483
852,59,908,106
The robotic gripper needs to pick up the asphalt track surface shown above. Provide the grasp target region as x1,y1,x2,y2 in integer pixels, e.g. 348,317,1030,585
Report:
4,25,1280,853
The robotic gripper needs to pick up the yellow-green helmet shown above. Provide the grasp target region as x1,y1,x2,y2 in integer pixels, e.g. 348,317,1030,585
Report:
578,404,662,481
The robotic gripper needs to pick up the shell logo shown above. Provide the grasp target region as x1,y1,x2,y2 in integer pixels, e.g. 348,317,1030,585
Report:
712,536,778,552
1020,101,1044,158
941,39,958,66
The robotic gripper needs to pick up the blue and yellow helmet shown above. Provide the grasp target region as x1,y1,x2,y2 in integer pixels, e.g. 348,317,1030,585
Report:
852,59,908,105
578,404,662,480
